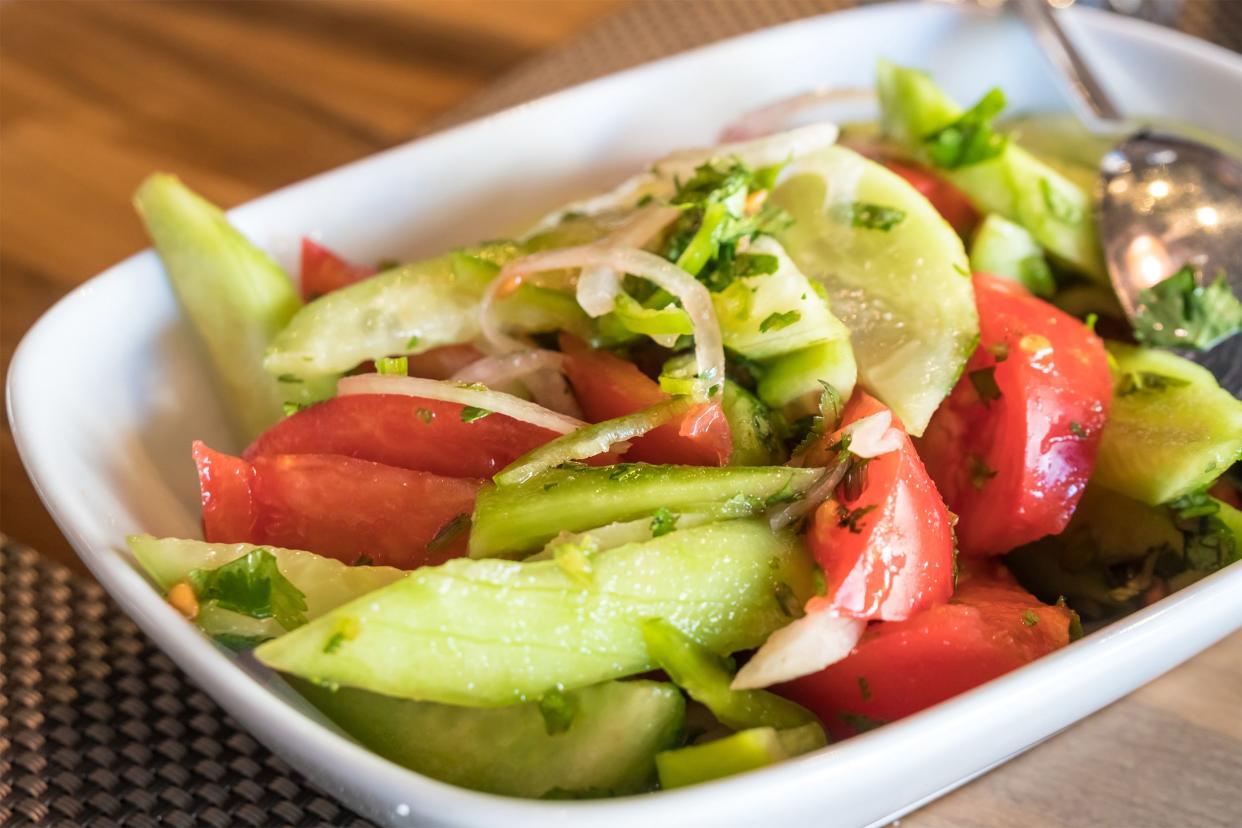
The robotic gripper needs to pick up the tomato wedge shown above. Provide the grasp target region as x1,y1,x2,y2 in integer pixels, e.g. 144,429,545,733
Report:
245,394,562,478
195,442,479,568
776,561,1074,738
919,273,1111,556
804,392,954,621
300,238,375,301
559,334,731,466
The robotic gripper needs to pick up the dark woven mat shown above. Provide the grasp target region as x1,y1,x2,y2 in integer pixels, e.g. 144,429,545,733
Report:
3,2,1239,826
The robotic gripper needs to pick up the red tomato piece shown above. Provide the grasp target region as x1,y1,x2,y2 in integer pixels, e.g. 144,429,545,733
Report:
244,394,561,478
559,334,731,466
919,273,1111,556
804,392,955,622
777,561,1074,739
194,442,480,568
193,440,256,543
300,238,375,301
882,159,979,238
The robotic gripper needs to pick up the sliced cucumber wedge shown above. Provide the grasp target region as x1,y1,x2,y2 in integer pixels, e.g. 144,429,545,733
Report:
256,520,816,706
770,145,977,434
1095,343,1242,504
969,213,1055,297
134,174,301,439
295,678,683,798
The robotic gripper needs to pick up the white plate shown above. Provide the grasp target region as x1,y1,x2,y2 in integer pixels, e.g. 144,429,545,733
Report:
9,3,1242,826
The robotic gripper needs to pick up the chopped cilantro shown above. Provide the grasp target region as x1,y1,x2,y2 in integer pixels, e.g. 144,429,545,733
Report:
405,334,421,350
187,548,307,631
282,401,305,417
953,262,969,277
1116,370,1189,397
968,454,997,490
276,373,302,384
968,366,1002,406
608,464,642,482
1133,266,1242,350
538,689,578,735
764,475,804,507
818,381,844,431
1021,610,1040,627
376,356,408,375
416,407,435,423
427,513,471,552
1168,491,1239,572
351,554,373,567
1084,312,1099,333
837,503,877,534
759,310,802,333
858,676,871,701
1039,177,1083,225
842,201,906,231
461,406,492,423
841,455,871,502
650,507,680,538
922,87,1008,169
1069,421,1086,438
839,711,887,733
323,617,361,654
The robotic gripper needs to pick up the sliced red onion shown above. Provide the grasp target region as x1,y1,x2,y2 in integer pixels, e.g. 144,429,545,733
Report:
840,410,903,458
720,88,874,143
767,453,849,531
337,374,586,434
575,205,682,318
659,122,841,183
502,245,725,398
450,349,566,386
730,607,866,689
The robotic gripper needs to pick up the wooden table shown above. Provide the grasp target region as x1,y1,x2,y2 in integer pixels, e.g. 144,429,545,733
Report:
1,2,1238,825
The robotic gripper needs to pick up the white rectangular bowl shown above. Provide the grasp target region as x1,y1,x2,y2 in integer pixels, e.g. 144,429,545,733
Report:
9,3,1242,826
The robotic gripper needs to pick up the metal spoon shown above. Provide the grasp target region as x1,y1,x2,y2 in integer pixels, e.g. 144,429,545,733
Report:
1015,0,1242,395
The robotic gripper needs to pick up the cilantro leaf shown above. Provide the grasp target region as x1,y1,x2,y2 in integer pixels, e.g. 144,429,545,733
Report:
427,513,471,552
967,366,1002,406
759,310,801,333
187,548,307,631
841,201,906,231
650,507,680,538
538,690,578,735
968,454,997,490
1133,266,1242,350
461,406,492,423
1167,491,1239,573
922,87,1008,169
839,711,887,733
1116,370,1189,397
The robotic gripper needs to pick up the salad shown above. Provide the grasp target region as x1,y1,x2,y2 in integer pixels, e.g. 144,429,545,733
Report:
130,61,1242,798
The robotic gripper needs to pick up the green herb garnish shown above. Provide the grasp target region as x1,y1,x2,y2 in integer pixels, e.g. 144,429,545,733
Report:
461,406,492,423
650,507,680,538
858,677,871,701
968,454,997,490
923,87,1007,169
1116,370,1189,397
837,504,877,534
427,513,471,552
1133,266,1242,351
376,356,408,375
968,366,1002,406
187,548,307,631
759,310,801,333
1021,610,1040,627
538,689,578,735
1069,421,1086,438
839,711,887,733
842,201,906,231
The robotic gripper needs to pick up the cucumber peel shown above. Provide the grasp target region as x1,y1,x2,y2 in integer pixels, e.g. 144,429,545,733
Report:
655,724,826,790
256,520,816,706
1094,343,1242,504
295,677,683,798
470,464,822,558
134,174,301,440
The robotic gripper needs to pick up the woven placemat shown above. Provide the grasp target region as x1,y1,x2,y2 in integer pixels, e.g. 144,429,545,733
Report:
3,3,1238,827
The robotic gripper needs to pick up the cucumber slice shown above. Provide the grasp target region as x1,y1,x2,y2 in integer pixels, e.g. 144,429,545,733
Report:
134,174,301,440
640,619,819,732
711,236,852,362
770,146,976,434
1095,343,1242,505
876,61,1106,282
470,464,821,558
655,724,826,790
1065,486,1184,565
264,249,498,380
969,214,1055,297
756,339,857,414
255,520,816,706
294,678,683,798
128,535,404,640
721,381,786,466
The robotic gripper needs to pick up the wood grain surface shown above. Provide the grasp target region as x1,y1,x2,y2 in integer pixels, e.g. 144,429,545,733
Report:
1,2,1239,826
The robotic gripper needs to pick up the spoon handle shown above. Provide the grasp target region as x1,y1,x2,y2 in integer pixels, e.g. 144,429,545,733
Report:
1014,0,1124,128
